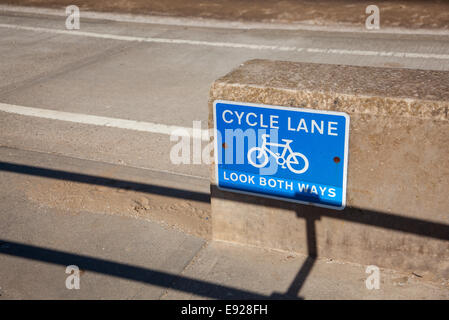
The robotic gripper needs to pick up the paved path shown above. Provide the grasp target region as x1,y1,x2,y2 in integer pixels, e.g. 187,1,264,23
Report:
1,7,448,179
1,148,448,299
1,6,449,299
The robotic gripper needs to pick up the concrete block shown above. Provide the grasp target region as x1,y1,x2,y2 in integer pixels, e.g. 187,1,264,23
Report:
208,59,449,280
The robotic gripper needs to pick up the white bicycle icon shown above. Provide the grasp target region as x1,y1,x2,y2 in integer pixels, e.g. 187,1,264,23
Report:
247,134,309,174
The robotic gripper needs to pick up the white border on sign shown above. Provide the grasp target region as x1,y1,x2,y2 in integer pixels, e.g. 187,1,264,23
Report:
212,100,350,211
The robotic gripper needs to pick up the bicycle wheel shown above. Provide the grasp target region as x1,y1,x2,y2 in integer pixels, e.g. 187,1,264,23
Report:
248,147,269,168
286,152,309,174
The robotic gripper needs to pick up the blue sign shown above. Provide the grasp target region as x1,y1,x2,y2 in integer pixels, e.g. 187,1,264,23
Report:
213,100,349,210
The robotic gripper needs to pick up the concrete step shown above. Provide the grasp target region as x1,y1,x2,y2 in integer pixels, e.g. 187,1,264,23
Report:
0,146,211,238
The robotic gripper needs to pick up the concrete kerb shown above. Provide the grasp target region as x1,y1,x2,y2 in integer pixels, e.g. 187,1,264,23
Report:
208,59,449,281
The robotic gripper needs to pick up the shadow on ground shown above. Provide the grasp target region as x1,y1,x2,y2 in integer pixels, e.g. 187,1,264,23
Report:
1,161,449,299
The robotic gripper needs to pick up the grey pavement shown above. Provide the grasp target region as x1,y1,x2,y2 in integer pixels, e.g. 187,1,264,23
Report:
1,7,449,299
1,147,448,299
1,10,449,179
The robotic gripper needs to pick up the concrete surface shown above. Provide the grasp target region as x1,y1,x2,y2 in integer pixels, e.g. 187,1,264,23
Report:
1,5,449,299
0,146,211,238
1,147,448,299
163,241,449,300
0,159,206,299
209,59,449,280
1,9,449,181
0,27,128,92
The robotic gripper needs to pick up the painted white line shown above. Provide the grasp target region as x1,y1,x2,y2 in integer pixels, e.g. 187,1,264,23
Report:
1,4,449,36
1,23,449,60
0,23,297,52
0,103,210,141
305,48,449,60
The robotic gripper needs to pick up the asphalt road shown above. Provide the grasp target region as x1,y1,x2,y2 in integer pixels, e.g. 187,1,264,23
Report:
1,6,449,299
1,7,449,178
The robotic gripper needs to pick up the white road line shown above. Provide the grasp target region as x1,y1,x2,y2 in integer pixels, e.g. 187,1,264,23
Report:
0,23,297,52
1,4,449,36
0,103,210,141
1,23,449,60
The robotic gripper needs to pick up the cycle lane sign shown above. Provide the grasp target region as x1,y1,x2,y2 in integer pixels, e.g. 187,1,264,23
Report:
213,100,350,210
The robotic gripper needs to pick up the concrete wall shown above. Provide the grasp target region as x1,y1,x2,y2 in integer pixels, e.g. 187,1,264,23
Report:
208,59,449,280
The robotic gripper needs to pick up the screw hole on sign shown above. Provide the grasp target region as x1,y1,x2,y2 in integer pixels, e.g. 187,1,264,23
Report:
334,156,340,164
222,142,227,149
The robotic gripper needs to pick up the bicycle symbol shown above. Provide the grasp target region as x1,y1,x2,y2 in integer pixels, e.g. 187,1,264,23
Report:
247,134,309,174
